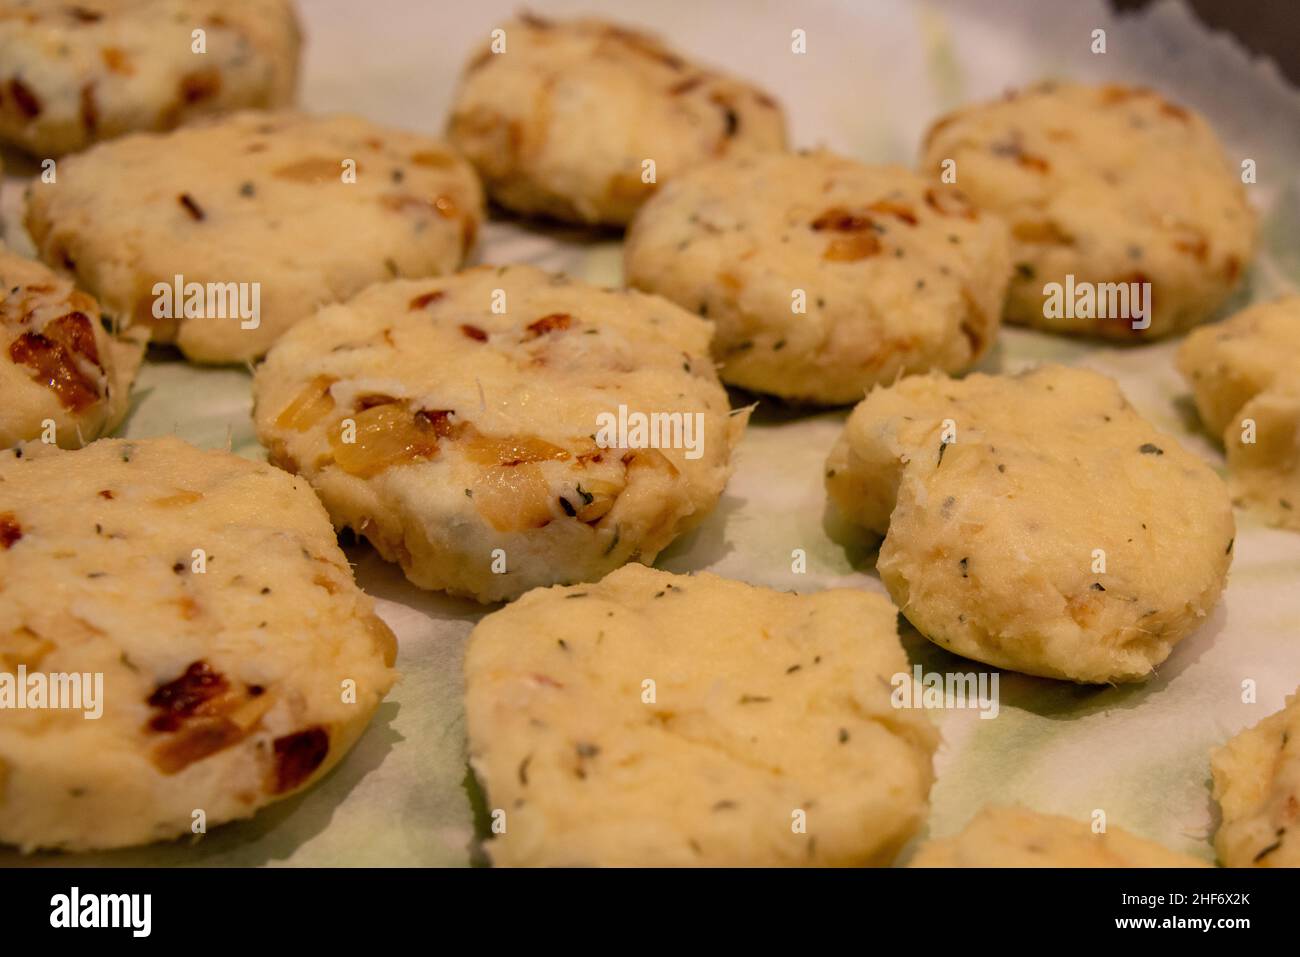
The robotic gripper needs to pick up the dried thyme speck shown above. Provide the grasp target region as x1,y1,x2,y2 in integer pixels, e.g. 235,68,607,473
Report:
1254,838,1283,863
1138,443,1164,456
178,192,205,220
838,728,849,744
739,694,771,704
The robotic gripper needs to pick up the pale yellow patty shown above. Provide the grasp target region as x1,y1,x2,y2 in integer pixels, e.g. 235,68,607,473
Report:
465,564,938,867
0,437,396,852
1179,296,1300,531
910,806,1209,867
825,365,1234,683
1212,690,1300,867
921,81,1255,340
25,111,483,364
0,245,142,448
626,150,1010,405
447,13,786,226
0,0,300,157
253,265,746,604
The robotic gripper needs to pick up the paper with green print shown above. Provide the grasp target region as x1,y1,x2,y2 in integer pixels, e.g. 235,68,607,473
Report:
2,0,1298,867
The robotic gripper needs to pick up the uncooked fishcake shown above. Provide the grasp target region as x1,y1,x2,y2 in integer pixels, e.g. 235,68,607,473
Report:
0,437,397,852
1227,388,1300,531
825,365,1234,683
464,564,938,867
0,246,143,448
252,265,745,603
1178,297,1300,437
920,82,1255,339
909,806,1209,867
1211,690,1300,867
1178,296,1300,531
0,0,300,157
625,150,1011,404
25,111,483,363
447,13,786,226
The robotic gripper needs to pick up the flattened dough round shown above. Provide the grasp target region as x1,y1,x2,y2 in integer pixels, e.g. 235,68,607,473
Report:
252,265,745,603
447,13,786,226
910,805,1208,867
626,150,1011,405
920,82,1255,339
1179,296,1300,531
0,437,396,852
25,111,483,363
1227,389,1300,531
1212,689,1300,867
464,564,938,866
825,364,1234,683
1,245,142,448
0,0,300,156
